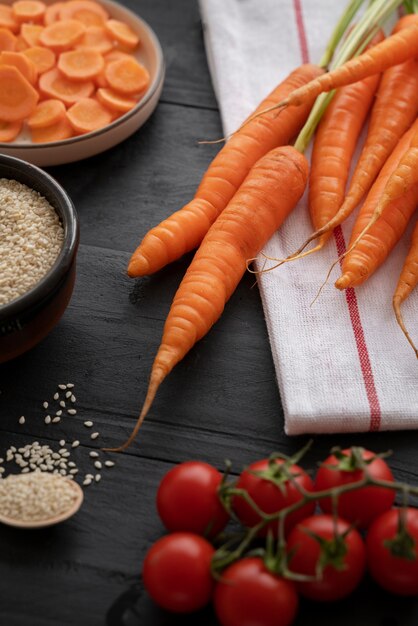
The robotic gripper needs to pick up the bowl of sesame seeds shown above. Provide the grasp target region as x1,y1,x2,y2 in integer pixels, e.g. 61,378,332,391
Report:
0,153,79,363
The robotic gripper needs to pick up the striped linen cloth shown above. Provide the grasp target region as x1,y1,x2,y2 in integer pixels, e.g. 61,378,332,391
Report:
199,0,418,434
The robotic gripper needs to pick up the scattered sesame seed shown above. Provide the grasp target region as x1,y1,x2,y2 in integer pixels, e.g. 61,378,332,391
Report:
59,401,66,408
65,391,72,399
84,421,93,428
68,462,76,468
94,461,102,470
43,402,48,409
95,474,101,482
21,467,30,473
45,415,51,424
56,410,62,417
91,432,99,440
0,467,5,474
67,409,77,415
104,461,115,468
89,451,99,458
53,392,59,400
83,478,92,486
66,384,74,389
86,474,94,479
69,468,78,475
71,441,80,448
58,385,66,390
70,395,76,403
19,416,25,425
59,440,65,447
52,417,61,424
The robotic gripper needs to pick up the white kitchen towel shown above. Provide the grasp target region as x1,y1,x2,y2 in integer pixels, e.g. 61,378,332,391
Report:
199,0,418,435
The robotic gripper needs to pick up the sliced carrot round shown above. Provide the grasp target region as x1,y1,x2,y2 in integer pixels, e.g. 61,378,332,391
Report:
39,19,85,52
105,19,139,50
44,1,64,25
0,64,38,120
28,97,65,128
96,87,137,113
66,96,112,133
59,0,108,27
0,50,37,84
15,34,28,51
20,23,44,47
30,114,73,142
75,25,113,54
22,45,55,73
0,28,17,52
12,0,46,22
0,118,22,141
105,57,149,95
0,4,19,33
58,47,104,80
39,66,94,105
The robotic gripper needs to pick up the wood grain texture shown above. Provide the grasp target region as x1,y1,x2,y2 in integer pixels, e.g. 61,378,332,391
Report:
1,0,418,625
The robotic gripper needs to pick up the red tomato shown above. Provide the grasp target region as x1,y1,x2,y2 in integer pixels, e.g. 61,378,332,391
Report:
214,558,298,626
156,461,229,537
233,458,315,535
314,448,395,528
142,532,214,613
366,507,418,595
287,514,366,602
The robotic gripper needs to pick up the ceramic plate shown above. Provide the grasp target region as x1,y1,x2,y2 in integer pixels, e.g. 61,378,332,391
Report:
0,0,165,166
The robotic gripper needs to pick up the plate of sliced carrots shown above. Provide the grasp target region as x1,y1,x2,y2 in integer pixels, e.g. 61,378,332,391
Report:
0,0,164,165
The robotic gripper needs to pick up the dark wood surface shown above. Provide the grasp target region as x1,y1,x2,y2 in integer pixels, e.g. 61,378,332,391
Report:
1,1,418,624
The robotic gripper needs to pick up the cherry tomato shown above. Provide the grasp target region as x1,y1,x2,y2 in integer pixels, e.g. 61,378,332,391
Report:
142,532,214,613
157,461,229,537
366,507,418,595
314,447,395,528
233,458,315,535
287,514,366,602
214,558,298,626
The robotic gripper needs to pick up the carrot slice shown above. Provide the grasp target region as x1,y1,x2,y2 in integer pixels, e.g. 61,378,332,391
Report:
44,1,63,25
59,0,108,27
0,4,18,32
96,87,137,113
22,45,55,73
15,34,28,51
28,98,65,128
105,19,139,50
0,118,22,141
75,25,113,54
20,23,43,47
0,28,17,52
0,64,38,120
39,19,85,52
39,67,94,105
12,1,46,22
0,50,37,83
30,114,73,142
66,96,112,133
94,50,130,87
105,57,149,95
58,47,104,80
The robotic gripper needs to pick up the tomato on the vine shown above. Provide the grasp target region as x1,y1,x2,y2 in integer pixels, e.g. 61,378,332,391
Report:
314,447,395,528
287,514,366,602
214,557,298,626
142,532,214,613
366,507,418,596
157,461,229,537
232,457,315,535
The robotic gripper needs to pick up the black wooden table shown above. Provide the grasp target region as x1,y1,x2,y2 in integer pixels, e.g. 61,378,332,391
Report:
1,1,417,625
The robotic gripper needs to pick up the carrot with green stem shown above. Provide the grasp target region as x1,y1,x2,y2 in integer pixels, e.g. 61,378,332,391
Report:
393,219,418,358
334,118,418,290
108,146,309,451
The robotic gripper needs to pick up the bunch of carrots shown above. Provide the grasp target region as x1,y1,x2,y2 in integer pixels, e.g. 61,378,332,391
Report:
0,0,149,142
113,0,418,450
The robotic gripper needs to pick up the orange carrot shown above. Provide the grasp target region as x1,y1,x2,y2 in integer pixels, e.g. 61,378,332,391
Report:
59,0,108,27
305,33,383,258
261,19,418,113
12,0,45,22
335,119,418,290
28,98,65,128
0,50,37,84
74,25,113,54
104,57,149,94
96,87,137,113
22,45,55,73
30,114,73,142
393,219,418,358
39,19,86,52
66,96,113,133
111,146,309,450
105,19,139,49
0,27,17,51
15,34,27,51
44,1,63,25
0,5,19,32
58,47,104,80
39,67,95,105
20,23,44,47
0,118,22,141
0,64,38,120
127,63,323,277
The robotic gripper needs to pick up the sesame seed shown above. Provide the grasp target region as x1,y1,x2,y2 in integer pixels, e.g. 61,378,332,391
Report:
19,416,25,425
94,461,102,470
83,478,92,486
58,448,67,454
56,410,62,416
86,474,94,479
43,402,48,409
65,391,72,399
68,462,76,468
95,474,101,482
21,468,30,473
58,384,66,390
66,384,74,389
0,467,5,474
53,392,59,400
70,395,76,403
52,417,61,424
71,441,80,448
45,415,51,424
69,468,78,475
104,461,115,468
59,401,66,408
89,451,99,458
59,440,65,447
84,421,93,428
67,409,76,415
90,432,99,440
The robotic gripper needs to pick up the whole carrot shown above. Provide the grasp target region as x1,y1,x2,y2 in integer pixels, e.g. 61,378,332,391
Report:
112,146,309,450
393,219,418,358
305,31,383,258
127,64,322,277
335,119,418,290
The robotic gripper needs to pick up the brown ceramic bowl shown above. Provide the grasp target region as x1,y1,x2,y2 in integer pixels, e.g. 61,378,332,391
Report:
0,155,79,364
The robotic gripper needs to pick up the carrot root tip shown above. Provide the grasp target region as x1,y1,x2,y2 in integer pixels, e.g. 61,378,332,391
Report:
128,254,150,277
